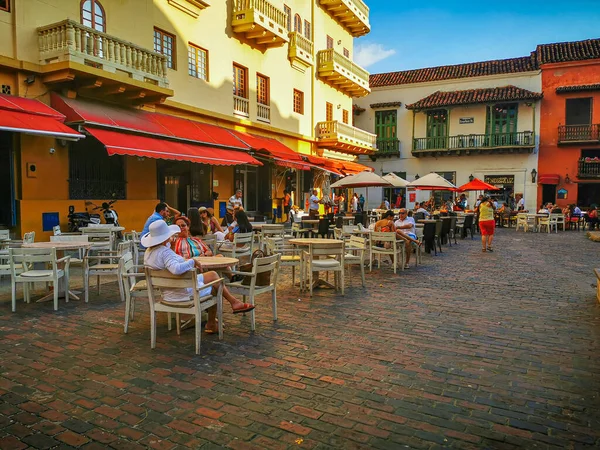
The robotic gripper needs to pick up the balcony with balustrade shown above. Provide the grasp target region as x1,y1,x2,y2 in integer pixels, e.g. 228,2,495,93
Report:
37,19,172,104
412,131,535,157
558,124,600,144
231,0,289,48
369,138,400,160
316,121,377,155
319,0,370,37
317,49,370,97
288,32,314,72
578,159,600,179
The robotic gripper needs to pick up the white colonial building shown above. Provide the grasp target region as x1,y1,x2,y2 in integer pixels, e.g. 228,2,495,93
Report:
353,57,542,211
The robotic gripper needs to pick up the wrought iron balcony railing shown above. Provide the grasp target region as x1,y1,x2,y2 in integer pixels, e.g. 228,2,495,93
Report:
578,159,600,178
376,138,400,155
558,124,600,143
413,131,535,152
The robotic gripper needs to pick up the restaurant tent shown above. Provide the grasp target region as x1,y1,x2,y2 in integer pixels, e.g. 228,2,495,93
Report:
407,172,457,190
457,178,500,192
330,171,393,209
382,172,409,188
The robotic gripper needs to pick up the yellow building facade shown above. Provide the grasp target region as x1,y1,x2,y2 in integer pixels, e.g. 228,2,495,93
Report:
0,0,375,238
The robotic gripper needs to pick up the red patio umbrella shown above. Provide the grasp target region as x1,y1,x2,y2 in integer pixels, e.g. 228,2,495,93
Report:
457,178,500,192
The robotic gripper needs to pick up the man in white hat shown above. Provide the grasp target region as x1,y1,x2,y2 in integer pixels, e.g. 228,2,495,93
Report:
142,220,255,334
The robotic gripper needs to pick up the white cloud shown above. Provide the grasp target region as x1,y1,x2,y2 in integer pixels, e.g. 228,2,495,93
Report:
354,43,397,68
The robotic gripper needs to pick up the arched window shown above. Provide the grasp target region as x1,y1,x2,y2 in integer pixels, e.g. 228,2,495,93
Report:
294,14,302,33
81,0,105,32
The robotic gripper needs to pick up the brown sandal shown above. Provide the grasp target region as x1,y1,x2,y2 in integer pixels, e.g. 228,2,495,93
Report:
482,248,486,252
232,303,255,314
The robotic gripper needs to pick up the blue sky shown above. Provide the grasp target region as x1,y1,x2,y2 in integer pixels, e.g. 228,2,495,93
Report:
354,0,600,74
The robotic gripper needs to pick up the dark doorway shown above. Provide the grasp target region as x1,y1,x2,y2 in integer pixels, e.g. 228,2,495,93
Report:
257,163,272,216
577,183,600,207
0,132,15,226
157,161,212,212
542,184,557,206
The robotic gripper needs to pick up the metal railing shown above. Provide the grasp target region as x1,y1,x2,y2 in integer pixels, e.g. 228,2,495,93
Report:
317,48,369,83
558,124,600,142
578,159,600,178
317,120,376,148
289,31,313,55
257,103,270,122
376,138,400,154
232,0,287,29
233,95,249,117
37,19,168,86
413,131,535,151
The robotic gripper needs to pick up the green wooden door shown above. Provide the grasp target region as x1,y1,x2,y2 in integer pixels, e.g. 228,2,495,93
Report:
487,103,518,146
426,110,448,149
375,110,397,152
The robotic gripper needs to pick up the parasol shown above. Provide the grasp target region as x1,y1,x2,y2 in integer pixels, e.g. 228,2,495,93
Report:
457,178,500,192
382,172,409,188
330,171,393,210
407,172,457,190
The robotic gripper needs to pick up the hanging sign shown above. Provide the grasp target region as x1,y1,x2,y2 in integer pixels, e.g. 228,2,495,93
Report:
557,188,568,199
485,175,514,185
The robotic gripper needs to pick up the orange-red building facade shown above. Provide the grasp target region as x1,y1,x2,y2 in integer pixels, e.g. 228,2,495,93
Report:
538,57,600,208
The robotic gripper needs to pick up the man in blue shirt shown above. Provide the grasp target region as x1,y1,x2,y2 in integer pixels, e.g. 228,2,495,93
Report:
141,202,180,247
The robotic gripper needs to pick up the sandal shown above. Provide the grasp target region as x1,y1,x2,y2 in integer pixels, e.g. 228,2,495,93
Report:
482,248,487,252
487,247,494,252
404,264,410,269
204,319,221,334
232,303,255,314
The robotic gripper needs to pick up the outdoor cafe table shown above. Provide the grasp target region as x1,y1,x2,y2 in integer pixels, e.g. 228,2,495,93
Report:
417,220,438,253
23,241,92,301
526,214,549,232
288,238,341,291
192,256,238,272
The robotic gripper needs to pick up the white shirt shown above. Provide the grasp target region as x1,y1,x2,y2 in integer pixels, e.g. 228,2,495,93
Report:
416,207,430,217
517,198,525,209
394,217,416,236
144,245,211,302
309,195,320,210
352,197,358,211
227,195,243,212
384,200,390,209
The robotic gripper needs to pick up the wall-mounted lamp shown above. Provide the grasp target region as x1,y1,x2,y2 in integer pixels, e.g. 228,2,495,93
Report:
137,156,146,161
531,168,537,184
337,104,341,109
24,75,36,85
337,40,342,45
414,174,420,180
468,174,474,182
49,148,56,155
565,173,571,184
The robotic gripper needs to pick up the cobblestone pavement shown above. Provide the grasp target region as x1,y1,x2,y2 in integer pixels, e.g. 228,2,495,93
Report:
1,229,599,449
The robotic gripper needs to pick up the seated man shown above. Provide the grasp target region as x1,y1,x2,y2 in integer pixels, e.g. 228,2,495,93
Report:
394,208,421,269
375,210,421,268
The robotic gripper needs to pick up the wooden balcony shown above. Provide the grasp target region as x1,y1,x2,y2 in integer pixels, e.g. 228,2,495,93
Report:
370,138,400,160
558,124,600,144
37,19,172,104
319,0,370,37
412,132,535,157
233,95,249,117
578,159,600,179
231,0,289,48
288,32,314,72
257,103,270,123
316,121,377,155
317,49,370,97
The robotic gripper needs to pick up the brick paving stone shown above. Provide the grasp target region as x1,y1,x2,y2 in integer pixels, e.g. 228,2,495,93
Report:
1,229,600,448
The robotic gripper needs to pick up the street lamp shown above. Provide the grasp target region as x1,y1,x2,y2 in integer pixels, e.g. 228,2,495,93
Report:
531,168,537,183
414,174,420,180
468,174,474,182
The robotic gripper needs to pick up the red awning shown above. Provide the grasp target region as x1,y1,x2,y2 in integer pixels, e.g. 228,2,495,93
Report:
538,174,560,185
0,93,84,140
51,93,248,150
85,128,261,166
342,161,374,175
229,130,303,160
304,155,344,175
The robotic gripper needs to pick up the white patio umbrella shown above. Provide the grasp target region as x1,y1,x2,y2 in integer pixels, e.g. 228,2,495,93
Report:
407,172,457,190
382,172,409,188
330,171,393,210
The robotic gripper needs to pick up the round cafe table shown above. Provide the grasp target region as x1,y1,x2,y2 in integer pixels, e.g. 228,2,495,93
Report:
288,238,342,291
193,256,238,271
23,241,92,301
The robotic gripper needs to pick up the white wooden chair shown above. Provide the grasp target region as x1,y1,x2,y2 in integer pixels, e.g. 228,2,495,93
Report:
145,268,224,354
119,251,151,333
202,234,218,256
369,232,405,274
9,248,71,312
344,235,366,287
123,231,143,265
219,232,253,264
81,229,114,252
23,232,35,244
551,213,566,231
515,213,528,232
50,235,89,287
225,253,280,331
265,237,300,286
301,241,345,297
538,215,551,233
84,241,131,302
259,224,285,250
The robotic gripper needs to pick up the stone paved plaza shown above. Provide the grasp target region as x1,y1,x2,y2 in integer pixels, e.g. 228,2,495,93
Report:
1,228,599,449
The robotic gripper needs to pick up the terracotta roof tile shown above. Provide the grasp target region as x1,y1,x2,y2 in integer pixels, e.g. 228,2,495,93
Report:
406,86,543,110
369,101,402,108
536,38,600,64
556,84,600,93
370,56,537,88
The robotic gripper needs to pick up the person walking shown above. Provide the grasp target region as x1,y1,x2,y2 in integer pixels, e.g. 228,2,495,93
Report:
478,196,496,252
283,190,292,223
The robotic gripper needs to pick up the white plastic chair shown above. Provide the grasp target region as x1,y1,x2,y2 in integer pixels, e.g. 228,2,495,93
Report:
226,253,280,331
9,248,71,312
84,241,131,302
145,268,223,354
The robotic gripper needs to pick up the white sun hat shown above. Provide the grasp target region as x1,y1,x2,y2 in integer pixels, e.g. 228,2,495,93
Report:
141,220,181,248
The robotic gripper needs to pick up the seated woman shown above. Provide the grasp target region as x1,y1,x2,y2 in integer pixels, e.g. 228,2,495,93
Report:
224,209,253,242
374,210,421,247
173,216,213,258
142,220,255,334
187,207,207,237
199,207,223,238
587,205,599,230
